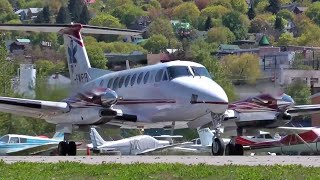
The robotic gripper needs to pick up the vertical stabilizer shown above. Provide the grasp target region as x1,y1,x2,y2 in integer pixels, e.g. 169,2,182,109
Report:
90,128,105,148
197,128,215,146
60,24,91,89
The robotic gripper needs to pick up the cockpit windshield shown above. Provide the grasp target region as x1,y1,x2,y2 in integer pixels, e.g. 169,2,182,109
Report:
191,66,211,78
167,66,192,80
0,135,9,143
281,94,295,104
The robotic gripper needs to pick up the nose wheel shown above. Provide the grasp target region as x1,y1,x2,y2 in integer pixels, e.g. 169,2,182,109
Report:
212,137,225,155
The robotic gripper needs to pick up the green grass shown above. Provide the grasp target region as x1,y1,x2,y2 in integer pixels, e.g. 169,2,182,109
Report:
0,161,319,180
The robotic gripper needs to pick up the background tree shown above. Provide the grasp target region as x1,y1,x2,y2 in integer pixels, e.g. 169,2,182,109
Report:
305,2,320,25
266,0,281,14
222,11,250,40
221,53,261,84
79,4,90,24
207,27,236,44
249,18,270,33
56,6,71,24
143,34,168,53
274,15,284,31
247,7,256,20
68,0,84,22
89,14,124,28
230,0,248,14
112,4,145,27
173,2,200,26
277,32,294,46
277,9,294,21
86,45,107,69
147,18,175,38
285,80,311,105
42,5,51,23
204,16,213,31
200,5,230,19
195,0,210,10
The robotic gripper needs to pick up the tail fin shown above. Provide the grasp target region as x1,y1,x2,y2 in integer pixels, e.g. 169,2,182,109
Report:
61,24,91,89
197,128,215,146
52,132,64,141
90,128,105,148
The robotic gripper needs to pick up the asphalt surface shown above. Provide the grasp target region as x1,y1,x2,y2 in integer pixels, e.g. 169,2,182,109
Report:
1,156,320,166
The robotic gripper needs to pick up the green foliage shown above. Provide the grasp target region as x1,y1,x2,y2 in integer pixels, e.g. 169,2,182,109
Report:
277,9,294,21
249,18,269,33
42,5,51,23
222,11,249,40
173,2,200,26
56,6,71,24
89,14,124,28
35,60,65,76
148,18,175,38
111,4,145,27
158,0,183,9
285,80,311,105
99,41,147,54
278,32,294,46
200,5,230,19
305,2,320,25
0,0,19,23
143,34,168,53
266,0,280,14
221,53,261,84
204,16,213,31
86,45,107,69
274,15,284,31
79,4,90,25
207,27,236,44
68,0,84,22
230,0,248,14
247,7,256,20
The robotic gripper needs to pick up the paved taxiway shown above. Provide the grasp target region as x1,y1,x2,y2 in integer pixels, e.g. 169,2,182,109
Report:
1,156,320,166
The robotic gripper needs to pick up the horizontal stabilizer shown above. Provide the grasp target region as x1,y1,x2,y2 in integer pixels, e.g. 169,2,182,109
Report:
0,24,141,35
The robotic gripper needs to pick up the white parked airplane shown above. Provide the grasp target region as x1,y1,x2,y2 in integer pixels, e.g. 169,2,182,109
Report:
87,127,184,155
0,132,64,155
0,24,229,155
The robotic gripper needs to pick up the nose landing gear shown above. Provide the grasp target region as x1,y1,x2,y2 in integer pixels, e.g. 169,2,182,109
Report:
57,133,77,156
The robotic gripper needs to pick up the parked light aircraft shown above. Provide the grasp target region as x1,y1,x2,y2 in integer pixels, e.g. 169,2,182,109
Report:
87,127,184,155
0,23,229,155
217,93,320,155
0,132,64,155
235,127,320,155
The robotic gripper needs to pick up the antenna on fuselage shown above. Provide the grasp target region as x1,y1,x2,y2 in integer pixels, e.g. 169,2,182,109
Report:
126,60,130,69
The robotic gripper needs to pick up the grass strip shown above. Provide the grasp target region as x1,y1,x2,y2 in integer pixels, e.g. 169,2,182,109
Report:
0,161,319,180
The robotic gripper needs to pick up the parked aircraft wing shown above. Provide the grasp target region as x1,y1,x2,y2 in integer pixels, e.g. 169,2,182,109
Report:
136,142,193,155
287,104,320,116
277,126,316,132
0,24,141,35
0,96,70,119
6,143,59,156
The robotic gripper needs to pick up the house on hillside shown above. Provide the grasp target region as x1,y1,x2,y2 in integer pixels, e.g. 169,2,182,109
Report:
27,8,43,20
128,16,151,31
14,9,29,21
9,39,31,55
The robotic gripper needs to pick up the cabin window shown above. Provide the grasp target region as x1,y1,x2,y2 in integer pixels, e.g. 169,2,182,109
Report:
20,138,27,143
167,66,192,80
191,66,211,78
99,80,104,87
125,75,131,87
162,70,168,81
131,74,137,86
137,72,144,84
9,137,19,143
0,135,9,143
143,72,150,84
119,76,125,88
112,77,119,90
107,78,113,88
155,69,164,82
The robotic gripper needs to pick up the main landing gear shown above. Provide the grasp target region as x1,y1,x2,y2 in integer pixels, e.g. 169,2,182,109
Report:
210,113,244,156
58,133,77,156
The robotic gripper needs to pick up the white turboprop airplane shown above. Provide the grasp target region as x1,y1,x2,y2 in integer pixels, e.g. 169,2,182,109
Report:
0,132,64,155
0,24,229,156
87,127,184,155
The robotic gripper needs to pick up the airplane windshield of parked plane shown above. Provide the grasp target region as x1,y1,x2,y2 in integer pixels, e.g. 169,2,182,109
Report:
0,135,9,143
167,66,192,80
190,66,211,78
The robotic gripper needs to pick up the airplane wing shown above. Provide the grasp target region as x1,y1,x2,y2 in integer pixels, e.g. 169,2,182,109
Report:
6,143,59,155
0,24,141,35
0,96,70,119
287,104,320,116
277,126,316,132
136,142,193,155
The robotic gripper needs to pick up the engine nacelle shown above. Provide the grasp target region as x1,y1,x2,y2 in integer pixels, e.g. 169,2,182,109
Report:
100,90,118,107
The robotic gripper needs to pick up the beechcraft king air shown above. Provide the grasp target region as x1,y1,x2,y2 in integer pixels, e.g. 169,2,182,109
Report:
0,24,229,155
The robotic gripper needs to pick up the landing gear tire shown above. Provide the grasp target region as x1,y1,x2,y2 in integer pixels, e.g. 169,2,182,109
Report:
212,138,225,156
225,144,235,155
234,144,244,155
68,141,77,156
58,141,68,156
